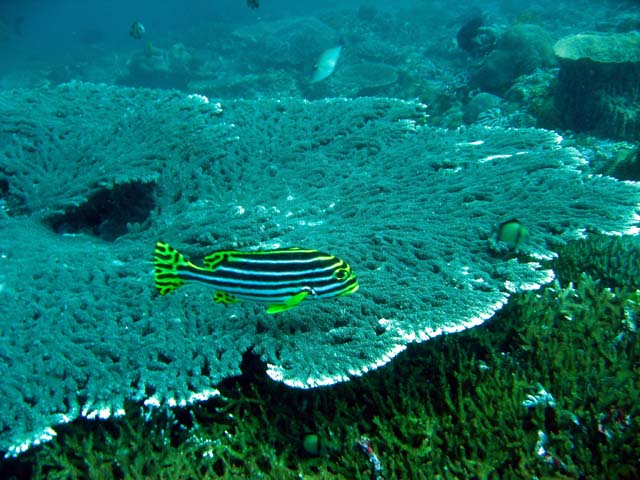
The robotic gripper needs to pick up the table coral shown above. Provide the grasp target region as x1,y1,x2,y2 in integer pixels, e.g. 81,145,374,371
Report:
1,83,639,457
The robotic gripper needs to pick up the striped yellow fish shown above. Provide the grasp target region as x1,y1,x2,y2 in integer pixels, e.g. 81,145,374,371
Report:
153,242,359,314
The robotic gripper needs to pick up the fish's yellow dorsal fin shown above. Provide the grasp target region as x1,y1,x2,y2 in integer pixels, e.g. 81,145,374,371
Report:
266,291,309,314
203,251,234,270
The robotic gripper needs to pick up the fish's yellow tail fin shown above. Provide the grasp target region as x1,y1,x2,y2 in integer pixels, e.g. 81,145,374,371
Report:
153,242,191,295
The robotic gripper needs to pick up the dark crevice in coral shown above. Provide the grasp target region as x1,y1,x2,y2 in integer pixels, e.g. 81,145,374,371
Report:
0,176,28,217
232,350,268,386
46,180,156,241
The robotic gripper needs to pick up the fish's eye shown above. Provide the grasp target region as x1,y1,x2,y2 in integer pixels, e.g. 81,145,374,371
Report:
334,267,350,281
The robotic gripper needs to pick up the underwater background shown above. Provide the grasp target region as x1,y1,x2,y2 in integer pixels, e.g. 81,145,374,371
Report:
1,0,640,478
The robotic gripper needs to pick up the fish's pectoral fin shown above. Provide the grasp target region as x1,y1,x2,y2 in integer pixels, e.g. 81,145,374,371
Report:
266,291,310,314
213,291,241,306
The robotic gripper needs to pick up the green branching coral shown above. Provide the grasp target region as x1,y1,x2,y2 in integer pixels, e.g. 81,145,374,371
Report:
505,278,640,478
15,270,638,479
2,82,640,461
552,234,640,290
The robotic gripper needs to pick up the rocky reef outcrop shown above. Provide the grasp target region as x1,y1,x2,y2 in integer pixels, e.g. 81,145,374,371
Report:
554,32,640,140
470,24,556,95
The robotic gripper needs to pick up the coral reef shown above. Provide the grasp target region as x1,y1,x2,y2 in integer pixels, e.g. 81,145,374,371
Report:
1,3,640,475
504,68,560,130
464,92,536,128
231,17,337,71
2,82,640,459
11,270,640,478
463,92,502,124
0,81,228,230
470,24,556,95
554,32,640,140
118,43,198,90
456,13,498,57
329,61,398,96
553,234,640,290
187,70,300,99
594,142,640,181
474,106,536,129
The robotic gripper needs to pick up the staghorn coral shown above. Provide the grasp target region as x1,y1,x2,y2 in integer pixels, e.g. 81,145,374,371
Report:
553,234,640,290
502,277,640,478
19,273,640,478
1,82,639,457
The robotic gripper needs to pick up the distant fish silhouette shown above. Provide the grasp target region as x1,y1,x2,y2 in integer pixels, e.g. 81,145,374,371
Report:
129,21,145,40
311,45,342,83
